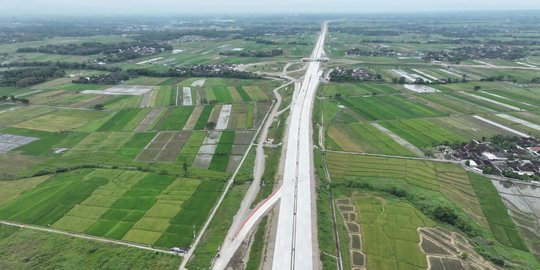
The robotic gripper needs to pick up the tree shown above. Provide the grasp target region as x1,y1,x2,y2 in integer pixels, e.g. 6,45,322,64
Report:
473,85,481,91
182,163,189,176
206,122,216,130
94,103,105,110
432,206,458,225
398,77,407,84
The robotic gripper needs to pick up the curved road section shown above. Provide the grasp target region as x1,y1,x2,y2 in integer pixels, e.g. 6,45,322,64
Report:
272,22,327,270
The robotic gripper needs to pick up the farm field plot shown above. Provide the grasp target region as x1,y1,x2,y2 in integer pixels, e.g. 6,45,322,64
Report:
443,91,511,112
0,225,181,269
459,67,540,82
103,95,143,110
153,106,194,131
487,114,540,137
136,131,191,162
193,131,222,170
469,173,529,251
0,168,222,248
176,131,207,166
98,108,151,132
227,130,255,173
193,78,276,103
0,106,56,128
193,105,213,130
13,109,109,132
482,86,540,105
319,82,398,97
508,111,540,126
415,93,494,114
4,127,141,164
135,108,164,132
336,95,443,121
0,133,39,154
351,192,435,270
54,93,116,108
123,76,169,86
63,132,134,162
470,91,537,111
380,118,467,148
228,103,253,129
156,86,175,106
208,131,235,172
326,123,415,156
428,116,516,139
26,90,69,105
0,175,50,206
327,153,487,225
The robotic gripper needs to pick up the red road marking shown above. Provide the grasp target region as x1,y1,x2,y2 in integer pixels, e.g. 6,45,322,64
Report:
234,187,282,237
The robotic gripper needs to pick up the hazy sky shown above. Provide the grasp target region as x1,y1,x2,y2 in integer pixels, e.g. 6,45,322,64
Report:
3,0,540,15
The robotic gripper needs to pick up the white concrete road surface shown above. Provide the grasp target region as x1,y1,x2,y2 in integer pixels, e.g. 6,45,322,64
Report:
271,22,327,270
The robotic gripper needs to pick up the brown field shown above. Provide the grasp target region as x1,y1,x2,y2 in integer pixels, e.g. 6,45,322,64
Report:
327,125,363,152
136,131,191,162
419,227,500,270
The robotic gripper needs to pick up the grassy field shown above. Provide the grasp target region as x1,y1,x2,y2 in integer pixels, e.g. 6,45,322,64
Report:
177,131,207,165
186,182,250,269
97,109,150,132
380,118,467,148
352,192,435,270
154,107,194,131
336,95,443,121
2,128,87,156
209,131,235,172
326,152,539,268
327,153,488,225
469,173,529,251
319,82,398,97
156,86,176,106
326,123,415,156
0,225,181,270
0,169,222,248
194,105,213,130
64,132,134,159
13,109,108,132
103,95,142,110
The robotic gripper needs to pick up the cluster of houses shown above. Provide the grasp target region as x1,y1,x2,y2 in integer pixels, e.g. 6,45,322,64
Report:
73,72,130,85
422,45,527,63
445,138,540,181
329,67,382,82
346,44,422,58
175,64,237,75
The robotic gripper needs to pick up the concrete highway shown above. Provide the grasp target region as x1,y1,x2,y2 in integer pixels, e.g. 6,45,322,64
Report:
271,22,327,270
207,22,328,270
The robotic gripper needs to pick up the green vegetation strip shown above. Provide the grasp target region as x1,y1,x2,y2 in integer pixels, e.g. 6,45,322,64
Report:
209,131,235,172
194,105,213,130
0,225,181,270
97,109,141,131
155,107,195,131
469,173,529,251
